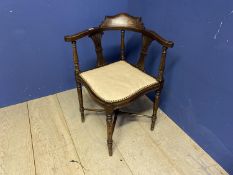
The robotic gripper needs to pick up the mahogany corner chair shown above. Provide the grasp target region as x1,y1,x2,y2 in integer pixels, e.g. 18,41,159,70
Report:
64,13,174,156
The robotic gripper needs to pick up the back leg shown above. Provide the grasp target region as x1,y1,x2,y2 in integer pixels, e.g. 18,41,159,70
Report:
76,82,85,122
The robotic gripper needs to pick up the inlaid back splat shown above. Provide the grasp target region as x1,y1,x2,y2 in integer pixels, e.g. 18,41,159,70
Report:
100,13,145,30
136,35,153,71
89,32,105,67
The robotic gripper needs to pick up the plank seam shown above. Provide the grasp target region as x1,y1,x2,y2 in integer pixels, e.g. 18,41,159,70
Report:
112,144,134,175
26,102,37,175
137,107,227,174
137,119,186,175
55,94,86,175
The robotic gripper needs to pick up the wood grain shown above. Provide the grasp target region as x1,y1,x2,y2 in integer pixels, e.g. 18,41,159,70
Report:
0,103,35,175
27,95,85,175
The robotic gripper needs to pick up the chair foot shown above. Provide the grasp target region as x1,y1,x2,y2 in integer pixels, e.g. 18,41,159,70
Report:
76,82,85,123
107,140,113,156
151,90,160,131
150,115,157,131
81,111,85,123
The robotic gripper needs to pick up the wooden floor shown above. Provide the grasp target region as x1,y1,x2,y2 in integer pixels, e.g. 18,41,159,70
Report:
0,89,228,175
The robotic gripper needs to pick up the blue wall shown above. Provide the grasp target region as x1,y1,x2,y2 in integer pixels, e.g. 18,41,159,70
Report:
127,0,233,173
0,0,127,107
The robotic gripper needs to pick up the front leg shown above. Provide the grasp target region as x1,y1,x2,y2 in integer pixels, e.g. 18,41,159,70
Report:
151,90,161,131
106,108,114,156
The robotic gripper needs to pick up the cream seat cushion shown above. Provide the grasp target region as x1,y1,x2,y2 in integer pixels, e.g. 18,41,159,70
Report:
80,61,158,103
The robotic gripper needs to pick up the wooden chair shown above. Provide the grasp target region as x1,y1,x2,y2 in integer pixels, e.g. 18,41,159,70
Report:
64,13,174,156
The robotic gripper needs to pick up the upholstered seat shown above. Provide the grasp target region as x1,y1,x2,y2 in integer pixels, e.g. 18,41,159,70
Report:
80,61,158,103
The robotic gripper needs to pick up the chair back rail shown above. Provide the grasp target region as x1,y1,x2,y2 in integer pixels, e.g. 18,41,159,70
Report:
64,28,173,48
64,13,174,82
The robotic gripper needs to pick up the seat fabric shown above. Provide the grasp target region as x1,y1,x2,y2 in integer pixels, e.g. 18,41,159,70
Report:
80,61,158,103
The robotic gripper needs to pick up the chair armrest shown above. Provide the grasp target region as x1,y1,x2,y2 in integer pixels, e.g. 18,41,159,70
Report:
144,30,174,48
64,27,102,42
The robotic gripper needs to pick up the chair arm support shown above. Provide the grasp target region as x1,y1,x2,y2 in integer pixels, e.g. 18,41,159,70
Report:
144,30,174,48
64,27,102,42
156,46,168,83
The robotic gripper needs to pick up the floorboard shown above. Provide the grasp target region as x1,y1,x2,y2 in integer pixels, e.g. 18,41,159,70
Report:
0,103,35,175
28,95,85,175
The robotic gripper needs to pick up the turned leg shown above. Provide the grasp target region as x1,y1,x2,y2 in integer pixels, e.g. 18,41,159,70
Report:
151,90,161,131
76,82,85,122
106,109,114,156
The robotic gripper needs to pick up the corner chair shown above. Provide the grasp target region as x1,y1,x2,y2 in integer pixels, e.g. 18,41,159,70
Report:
64,13,174,156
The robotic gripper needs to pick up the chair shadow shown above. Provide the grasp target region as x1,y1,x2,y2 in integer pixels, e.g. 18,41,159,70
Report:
117,96,153,127
113,96,153,146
